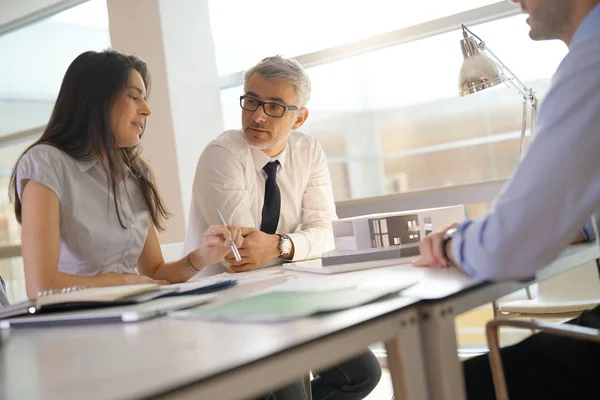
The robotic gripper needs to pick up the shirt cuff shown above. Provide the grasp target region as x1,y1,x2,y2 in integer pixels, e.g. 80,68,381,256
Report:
450,219,477,277
287,232,309,261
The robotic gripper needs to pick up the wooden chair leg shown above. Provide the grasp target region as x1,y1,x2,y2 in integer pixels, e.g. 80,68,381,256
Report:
486,318,600,400
486,320,510,400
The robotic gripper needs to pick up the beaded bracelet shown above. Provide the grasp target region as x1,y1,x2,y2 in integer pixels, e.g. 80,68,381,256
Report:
184,253,200,273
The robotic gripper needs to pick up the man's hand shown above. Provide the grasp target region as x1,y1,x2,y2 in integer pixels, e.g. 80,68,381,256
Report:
225,229,280,272
413,223,459,268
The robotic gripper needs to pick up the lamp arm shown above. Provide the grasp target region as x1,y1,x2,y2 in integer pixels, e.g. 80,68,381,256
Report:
480,44,539,108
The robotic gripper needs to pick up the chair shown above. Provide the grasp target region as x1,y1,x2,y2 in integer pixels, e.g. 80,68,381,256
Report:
485,318,600,400
493,259,600,320
160,242,184,263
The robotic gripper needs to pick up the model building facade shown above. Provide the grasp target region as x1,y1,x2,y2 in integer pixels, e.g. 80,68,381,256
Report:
333,206,465,251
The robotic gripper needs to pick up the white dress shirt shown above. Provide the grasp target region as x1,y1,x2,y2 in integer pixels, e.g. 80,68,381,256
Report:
183,129,337,276
451,4,600,280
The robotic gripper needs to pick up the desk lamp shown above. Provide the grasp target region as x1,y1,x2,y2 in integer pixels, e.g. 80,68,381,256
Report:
458,24,538,158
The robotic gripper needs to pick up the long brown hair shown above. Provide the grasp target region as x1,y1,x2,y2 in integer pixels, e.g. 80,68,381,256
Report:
9,49,171,230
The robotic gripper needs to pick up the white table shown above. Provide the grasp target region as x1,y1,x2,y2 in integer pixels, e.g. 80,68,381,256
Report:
0,293,425,400
1,244,596,400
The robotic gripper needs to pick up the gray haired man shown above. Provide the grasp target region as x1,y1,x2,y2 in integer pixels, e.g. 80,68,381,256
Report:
184,55,382,399
184,55,337,275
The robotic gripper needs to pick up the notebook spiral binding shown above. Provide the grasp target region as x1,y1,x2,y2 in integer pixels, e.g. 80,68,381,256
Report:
36,286,86,297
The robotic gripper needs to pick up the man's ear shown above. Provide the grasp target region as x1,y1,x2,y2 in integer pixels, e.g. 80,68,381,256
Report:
291,108,309,130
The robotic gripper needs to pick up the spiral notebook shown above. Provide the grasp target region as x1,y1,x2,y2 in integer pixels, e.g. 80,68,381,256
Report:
0,278,237,320
0,284,162,319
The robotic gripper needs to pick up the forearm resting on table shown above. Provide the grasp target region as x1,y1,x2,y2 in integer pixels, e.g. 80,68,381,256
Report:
444,232,588,279
144,259,195,283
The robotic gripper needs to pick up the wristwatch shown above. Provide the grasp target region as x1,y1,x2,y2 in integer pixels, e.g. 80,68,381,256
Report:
441,228,457,264
277,234,293,258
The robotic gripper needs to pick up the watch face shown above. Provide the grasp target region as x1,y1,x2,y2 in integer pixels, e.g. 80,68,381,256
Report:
444,228,457,240
280,237,292,254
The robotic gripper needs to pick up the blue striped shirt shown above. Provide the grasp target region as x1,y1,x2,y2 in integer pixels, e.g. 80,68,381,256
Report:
451,4,600,280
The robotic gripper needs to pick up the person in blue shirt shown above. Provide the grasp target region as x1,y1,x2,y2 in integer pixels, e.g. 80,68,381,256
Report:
415,0,600,398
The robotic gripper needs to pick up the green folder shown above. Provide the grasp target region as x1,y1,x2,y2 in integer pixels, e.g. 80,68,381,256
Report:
175,287,403,322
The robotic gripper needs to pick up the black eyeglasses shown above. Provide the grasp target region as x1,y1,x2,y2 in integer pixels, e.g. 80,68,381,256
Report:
239,95,298,118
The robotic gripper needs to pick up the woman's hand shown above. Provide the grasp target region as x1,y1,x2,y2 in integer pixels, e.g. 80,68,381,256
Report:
188,225,247,269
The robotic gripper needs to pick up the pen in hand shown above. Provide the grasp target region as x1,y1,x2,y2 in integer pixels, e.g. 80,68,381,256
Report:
216,209,242,262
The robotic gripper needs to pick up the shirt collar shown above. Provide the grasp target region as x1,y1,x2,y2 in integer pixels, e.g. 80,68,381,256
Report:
74,158,99,173
571,3,600,48
250,145,288,173
74,157,131,178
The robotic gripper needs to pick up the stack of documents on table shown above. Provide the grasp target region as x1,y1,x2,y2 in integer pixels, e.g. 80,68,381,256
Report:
0,276,238,323
171,272,417,322
0,295,216,329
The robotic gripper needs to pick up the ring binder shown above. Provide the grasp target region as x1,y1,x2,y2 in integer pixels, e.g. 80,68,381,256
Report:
36,286,86,297
0,279,238,322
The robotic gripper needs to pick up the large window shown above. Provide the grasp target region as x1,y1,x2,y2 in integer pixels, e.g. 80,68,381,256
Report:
214,6,567,202
209,0,501,76
0,0,110,302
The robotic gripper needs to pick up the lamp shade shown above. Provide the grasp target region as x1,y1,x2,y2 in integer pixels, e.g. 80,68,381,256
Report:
459,36,505,96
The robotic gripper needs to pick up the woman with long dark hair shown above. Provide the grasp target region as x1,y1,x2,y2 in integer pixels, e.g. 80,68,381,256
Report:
9,49,246,298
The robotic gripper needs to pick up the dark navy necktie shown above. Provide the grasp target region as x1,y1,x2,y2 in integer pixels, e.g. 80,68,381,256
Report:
260,160,281,234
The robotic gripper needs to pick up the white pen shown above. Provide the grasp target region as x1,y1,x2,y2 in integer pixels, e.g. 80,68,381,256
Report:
216,209,242,262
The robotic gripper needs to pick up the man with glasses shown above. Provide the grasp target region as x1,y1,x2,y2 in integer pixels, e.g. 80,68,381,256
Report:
183,55,382,400
184,55,337,275
416,0,600,398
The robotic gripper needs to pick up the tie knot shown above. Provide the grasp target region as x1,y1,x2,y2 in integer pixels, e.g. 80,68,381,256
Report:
263,161,279,178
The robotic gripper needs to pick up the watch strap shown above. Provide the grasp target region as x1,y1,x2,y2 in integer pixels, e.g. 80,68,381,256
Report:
441,228,457,263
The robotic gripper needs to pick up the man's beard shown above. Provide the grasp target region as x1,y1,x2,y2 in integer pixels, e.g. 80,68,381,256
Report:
242,126,280,150
527,1,573,41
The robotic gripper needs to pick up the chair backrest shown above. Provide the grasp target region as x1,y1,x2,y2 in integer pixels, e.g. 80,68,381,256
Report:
537,260,600,302
160,242,184,263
